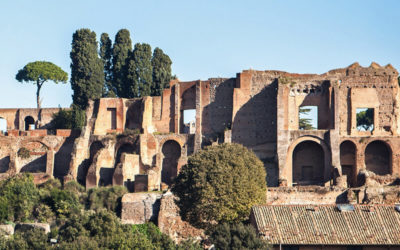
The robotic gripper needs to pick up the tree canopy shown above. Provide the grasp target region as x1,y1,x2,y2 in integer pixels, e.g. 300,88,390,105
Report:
112,29,132,97
172,143,266,228
70,28,104,110
356,108,374,131
152,47,172,96
15,61,68,109
298,107,314,130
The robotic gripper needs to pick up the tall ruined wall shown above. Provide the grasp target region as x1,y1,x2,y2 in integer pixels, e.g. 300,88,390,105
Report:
335,63,399,136
231,71,278,148
201,78,234,136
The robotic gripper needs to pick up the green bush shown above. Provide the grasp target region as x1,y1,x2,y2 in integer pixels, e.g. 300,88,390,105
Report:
207,222,270,250
50,105,85,129
87,186,127,214
0,174,40,222
172,143,266,227
47,189,81,217
51,108,73,129
17,147,30,159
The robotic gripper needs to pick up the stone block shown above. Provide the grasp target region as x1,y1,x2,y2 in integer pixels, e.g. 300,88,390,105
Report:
0,224,14,235
121,192,162,224
158,192,204,243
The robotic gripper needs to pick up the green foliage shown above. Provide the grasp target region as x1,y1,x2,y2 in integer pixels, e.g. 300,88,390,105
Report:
299,107,315,130
71,104,86,129
51,105,85,129
172,143,267,228
17,147,30,159
152,47,172,96
51,108,73,129
126,43,153,97
0,174,40,222
112,29,132,97
100,33,114,97
132,223,176,250
47,189,81,217
356,108,374,131
87,186,127,214
70,28,104,110
15,61,68,109
207,222,270,250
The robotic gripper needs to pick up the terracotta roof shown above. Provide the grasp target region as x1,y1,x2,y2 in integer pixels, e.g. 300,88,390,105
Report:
251,204,400,246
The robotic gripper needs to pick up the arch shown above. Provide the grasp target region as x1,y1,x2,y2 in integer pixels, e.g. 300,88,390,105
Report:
115,143,138,164
340,140,357,187
365,140,391,175
19,141,49,173
285,136,331,186
161,140,181,186
24,116,35,131
77,141,104,185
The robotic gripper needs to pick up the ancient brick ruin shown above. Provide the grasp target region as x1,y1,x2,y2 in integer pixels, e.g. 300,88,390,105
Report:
0,62,399,194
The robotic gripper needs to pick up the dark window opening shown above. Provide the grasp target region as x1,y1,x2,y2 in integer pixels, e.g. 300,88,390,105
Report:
108,108,117,130
24,116,35,131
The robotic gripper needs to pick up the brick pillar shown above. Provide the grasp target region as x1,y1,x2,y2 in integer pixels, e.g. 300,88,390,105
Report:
46,149,54,176
174,84,180,134
276,85,290,186
194,81,202,152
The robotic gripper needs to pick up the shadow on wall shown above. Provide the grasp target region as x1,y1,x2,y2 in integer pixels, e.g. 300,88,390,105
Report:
231,81,278,186
54,137,77,180
232,80,277,147
20,155,47,173
77,141,104,186
201,79,235,142
0,156,10,173
125,100,143,131
161,140,181,186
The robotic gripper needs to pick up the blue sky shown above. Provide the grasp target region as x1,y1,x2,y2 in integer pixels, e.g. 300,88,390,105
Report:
0,0,399,108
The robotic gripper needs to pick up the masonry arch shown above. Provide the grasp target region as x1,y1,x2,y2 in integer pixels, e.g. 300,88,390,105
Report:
287,136,331,186
364,140,391,175
340,140,357,187
24,116,35,131
77,141,104,185
19,141,49,173
161,140,181,186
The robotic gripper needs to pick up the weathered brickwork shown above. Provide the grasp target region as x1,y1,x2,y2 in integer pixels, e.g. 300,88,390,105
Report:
0,63,399,200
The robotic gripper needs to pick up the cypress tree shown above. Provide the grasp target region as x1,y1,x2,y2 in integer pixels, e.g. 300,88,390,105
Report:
130,43,153,97
151,47,172,96
70,28,104,110
112,29,132,97
100,33,114,97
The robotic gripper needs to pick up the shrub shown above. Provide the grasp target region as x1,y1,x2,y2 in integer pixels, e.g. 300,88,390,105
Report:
51,108,73,129
47,189,81,217
87,186,127,214
71,104,85,129
17,147,30,159
172,143,266,227
0,174,40,222
207,222,270,250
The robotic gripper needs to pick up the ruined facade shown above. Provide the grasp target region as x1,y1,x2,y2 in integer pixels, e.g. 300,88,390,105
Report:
0,62,399,193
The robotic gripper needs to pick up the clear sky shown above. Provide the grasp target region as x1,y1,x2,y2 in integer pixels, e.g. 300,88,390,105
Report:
0,0,399,108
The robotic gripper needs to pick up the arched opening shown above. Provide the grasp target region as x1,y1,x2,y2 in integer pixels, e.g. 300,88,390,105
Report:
20,142,48,173
77,141,104,186
292,141,324,186
115,143,138,165
365,140,391,175
161,140,181,186
340,141,356,187
24,116,35,131
0,117,6,135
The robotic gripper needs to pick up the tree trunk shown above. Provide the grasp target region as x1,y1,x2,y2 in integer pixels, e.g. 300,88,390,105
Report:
36,81,42,109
